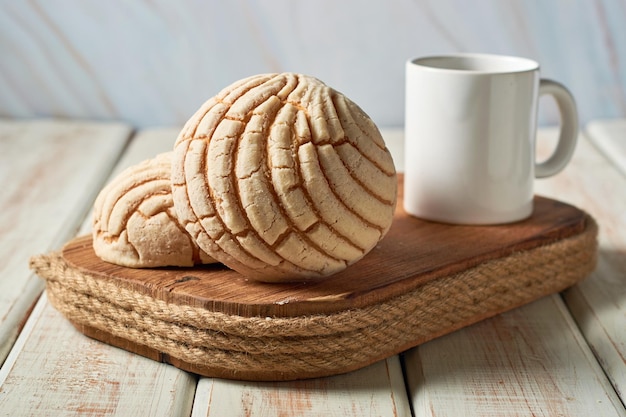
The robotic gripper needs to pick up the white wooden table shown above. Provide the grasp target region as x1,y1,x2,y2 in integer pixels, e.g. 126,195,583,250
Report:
0,118,625,416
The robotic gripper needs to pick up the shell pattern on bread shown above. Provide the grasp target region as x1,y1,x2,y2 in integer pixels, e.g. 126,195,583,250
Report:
171,73,397,282
93,152,215,268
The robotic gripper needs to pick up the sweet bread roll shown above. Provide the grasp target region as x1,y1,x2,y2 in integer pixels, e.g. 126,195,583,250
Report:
171,73,397,282
93,152,215,268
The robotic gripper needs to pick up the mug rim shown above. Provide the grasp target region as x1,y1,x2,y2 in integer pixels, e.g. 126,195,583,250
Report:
408,53,539,74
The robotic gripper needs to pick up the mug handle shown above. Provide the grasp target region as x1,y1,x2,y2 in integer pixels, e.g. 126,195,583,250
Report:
535,79,579,178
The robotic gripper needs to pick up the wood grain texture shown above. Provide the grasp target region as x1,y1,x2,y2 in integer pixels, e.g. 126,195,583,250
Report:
403,129,626,416
0,294,197,417
0,118,130,364
536,126,626,405
190,356,411,417
586,119,626,177
405,295,626,417
60,194,589,318
1,1,625,129
0,126,198,417
87,127,182,191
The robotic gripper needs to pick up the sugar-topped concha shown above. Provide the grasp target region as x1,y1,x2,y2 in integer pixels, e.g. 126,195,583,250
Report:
93,152,215,268
171,73,397,282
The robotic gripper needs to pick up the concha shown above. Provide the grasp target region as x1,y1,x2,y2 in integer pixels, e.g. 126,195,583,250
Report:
93,152,215,268
171,73,397,282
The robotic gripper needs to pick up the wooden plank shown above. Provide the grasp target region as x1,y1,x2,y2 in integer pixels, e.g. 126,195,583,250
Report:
2,2,625,129
190,356,411,417
0,118,130,364
381,128,404,172
536,125,626,405
0,126,199,416
90,127,181,186
585,119,626,177
0,294,197,416
403,130,626,416
405,296,625,416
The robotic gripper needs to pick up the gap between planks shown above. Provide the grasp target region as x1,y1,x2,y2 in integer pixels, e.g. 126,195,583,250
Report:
0,119,132,366
0,124,197,417
401,127,626,416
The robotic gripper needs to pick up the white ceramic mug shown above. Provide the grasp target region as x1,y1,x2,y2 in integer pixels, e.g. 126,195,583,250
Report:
404,53,578,224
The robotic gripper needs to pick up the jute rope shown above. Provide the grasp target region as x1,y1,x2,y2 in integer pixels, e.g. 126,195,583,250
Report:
30,217,597,381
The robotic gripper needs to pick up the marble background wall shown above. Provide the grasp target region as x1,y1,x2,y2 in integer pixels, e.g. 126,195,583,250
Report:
1,0,625,129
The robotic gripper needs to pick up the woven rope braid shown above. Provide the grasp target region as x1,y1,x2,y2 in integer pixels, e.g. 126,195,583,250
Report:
30,217,597,379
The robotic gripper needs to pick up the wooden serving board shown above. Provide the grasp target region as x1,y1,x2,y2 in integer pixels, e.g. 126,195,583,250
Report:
33,181,598,380
62,199,588,319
